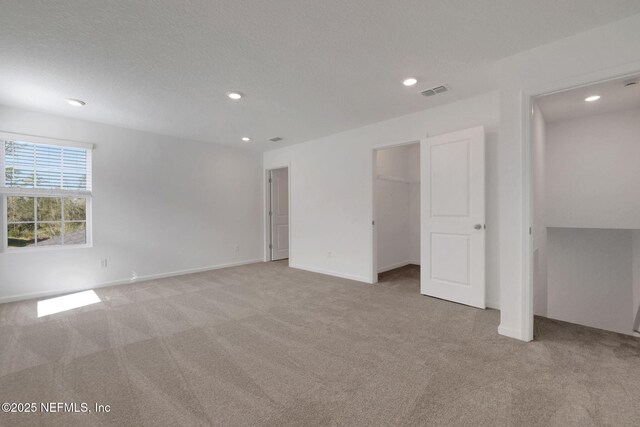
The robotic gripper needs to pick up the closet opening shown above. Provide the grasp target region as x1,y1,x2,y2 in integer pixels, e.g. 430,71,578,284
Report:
372,142,420,287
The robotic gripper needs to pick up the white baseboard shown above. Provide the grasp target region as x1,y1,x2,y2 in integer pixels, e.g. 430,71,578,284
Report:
486,300,500,310
377,261,412,273
0,258,263,304
498,324,529,341
289,263,370,283
378,260,421,273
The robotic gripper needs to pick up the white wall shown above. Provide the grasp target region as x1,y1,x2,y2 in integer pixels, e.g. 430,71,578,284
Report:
547,228,633,335
408,145,420,264
375,144,414,180
264,92,501,308
546,107,640,229
0,105,262,302
375,144,420,272
531,102,548,317
496,13,640,340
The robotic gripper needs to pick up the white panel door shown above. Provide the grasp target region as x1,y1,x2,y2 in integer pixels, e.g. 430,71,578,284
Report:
421,126,485,308
270,168,289,260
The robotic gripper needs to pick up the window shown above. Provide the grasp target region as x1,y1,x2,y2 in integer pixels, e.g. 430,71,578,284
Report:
1,135,93,250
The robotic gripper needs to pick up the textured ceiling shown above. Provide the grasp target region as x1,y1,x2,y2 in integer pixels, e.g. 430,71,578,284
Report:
537,74,640,123
1,1,640,150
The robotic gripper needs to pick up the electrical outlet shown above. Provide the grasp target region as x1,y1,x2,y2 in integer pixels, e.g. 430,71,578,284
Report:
234,245,240,253
100,258,108,268
131,271,138,281
327,251,332,259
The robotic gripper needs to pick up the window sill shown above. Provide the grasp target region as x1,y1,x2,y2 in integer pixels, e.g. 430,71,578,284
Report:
1,243,93,254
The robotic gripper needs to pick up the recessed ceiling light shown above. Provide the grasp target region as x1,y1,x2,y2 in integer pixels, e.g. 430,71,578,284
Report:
241,137,251,142
227,92,243,100
403,78,418,87
585,95,601,102
65,98,86,106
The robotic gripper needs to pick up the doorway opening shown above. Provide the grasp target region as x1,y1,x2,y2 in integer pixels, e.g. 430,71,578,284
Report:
267,167,289,262
530,73,640,337
372,142,421,286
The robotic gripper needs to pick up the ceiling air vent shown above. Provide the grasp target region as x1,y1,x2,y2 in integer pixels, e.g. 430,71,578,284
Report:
269,137,283,142
623,79,638,87
421,85,449,97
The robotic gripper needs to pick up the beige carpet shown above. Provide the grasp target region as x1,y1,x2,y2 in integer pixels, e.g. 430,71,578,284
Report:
1,262,639,426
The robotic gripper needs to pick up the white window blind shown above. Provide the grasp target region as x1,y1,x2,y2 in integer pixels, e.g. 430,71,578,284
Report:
1,139,92,194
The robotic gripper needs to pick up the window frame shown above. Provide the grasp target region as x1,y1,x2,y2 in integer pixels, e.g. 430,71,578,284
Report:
0,132,94,253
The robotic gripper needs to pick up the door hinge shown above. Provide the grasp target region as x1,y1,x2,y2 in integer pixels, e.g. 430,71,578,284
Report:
269,178,272,183
529,227,532,235
269,244,272,249
269,211,272,216
372,220,375,226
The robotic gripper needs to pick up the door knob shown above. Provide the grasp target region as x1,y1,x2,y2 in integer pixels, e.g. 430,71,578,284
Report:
474,224,483,230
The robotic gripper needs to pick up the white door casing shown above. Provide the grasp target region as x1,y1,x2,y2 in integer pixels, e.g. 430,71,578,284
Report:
421,126,486,308
270,168,289,260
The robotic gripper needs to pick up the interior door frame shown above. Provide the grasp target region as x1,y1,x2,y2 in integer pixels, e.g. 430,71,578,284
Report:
370,139,422,284
265,165,290,262
521,68,640,342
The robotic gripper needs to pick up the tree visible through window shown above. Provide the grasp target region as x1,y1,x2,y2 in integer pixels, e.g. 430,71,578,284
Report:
7,196,87,247
1,138,93,249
